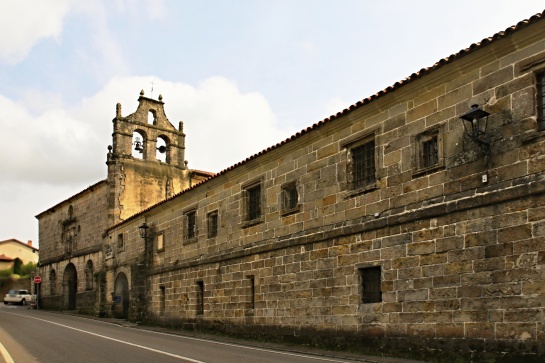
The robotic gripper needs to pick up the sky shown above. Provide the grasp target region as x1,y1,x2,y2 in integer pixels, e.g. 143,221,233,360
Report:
0,1,544,247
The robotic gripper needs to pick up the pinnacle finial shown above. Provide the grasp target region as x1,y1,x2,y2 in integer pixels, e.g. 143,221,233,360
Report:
158,94,163,101
140,89,145,96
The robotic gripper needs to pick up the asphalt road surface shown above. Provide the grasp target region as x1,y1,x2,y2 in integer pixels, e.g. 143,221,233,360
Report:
0,304,403,363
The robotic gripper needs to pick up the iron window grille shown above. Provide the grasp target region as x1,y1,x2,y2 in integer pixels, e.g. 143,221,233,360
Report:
352,141,376,189
422,136,439,168
117,233,124,250
207,211,218,238
360,266,382,304
196,281,204,315
248,184,262,221
186,211,196,240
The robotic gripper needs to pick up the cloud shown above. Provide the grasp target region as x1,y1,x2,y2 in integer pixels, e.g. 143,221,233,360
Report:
75,75,296,173
0,0,72,64
1,75,294,188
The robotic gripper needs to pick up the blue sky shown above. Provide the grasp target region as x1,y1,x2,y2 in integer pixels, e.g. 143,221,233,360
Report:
1,1,543,246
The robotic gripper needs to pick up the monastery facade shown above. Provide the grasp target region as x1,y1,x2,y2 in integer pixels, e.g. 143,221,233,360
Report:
37,10,545,360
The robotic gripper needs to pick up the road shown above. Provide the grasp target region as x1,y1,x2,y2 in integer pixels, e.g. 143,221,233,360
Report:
0,304,400,363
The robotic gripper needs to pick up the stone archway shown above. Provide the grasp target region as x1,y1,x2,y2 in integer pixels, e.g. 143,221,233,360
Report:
63,263,77,310
114,272,129,319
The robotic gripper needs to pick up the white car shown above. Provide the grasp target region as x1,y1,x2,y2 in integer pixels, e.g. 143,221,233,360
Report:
4,289,32,305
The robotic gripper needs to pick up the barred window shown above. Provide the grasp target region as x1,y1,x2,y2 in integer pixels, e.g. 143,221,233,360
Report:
352,141,376,189
207,211,218,238
359,266,382,304
248,276,255,309
186,210,196,240
281,182,298,213
247,184,262,221
422,136,439,168
196,281,204,315
117,233,124,250
538,72,545,131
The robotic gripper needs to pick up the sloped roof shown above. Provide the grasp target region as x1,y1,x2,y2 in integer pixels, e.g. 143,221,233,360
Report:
35,180,108,218
0,239,39,252
105,9,545,232
0,254,14,262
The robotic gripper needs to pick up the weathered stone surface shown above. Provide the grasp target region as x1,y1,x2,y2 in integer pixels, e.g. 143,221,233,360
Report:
36,16,545,361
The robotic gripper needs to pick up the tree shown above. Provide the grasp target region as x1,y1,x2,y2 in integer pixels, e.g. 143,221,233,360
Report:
12,258,22,275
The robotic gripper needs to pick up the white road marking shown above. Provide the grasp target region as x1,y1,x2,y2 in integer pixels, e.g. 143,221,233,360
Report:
2,310,357,363
0,340,15,363
1,311,205,363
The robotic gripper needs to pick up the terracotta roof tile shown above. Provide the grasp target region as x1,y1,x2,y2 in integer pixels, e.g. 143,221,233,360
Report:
106,9,545,232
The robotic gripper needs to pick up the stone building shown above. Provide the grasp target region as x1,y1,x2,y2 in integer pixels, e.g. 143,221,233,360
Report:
36,93,211,311
38,10,545,360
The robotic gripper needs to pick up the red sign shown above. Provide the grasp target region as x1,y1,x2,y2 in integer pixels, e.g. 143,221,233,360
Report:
34,276,41,284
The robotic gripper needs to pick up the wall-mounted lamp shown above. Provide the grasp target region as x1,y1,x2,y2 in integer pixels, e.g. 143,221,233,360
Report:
459,104,491,162
460,104,490,142
138,222,150,239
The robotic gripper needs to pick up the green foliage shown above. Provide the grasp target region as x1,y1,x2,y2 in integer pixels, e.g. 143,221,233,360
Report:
0,268,13,278
0,261,36,278
19,261,37,278
12,258,22,275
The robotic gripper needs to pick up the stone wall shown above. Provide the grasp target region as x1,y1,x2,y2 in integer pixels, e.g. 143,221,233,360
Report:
103,16,545,359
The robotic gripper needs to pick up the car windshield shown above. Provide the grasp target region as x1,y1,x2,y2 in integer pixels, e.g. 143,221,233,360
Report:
8,290,17,294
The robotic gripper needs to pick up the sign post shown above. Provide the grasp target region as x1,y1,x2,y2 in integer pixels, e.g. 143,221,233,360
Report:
34,275,41,309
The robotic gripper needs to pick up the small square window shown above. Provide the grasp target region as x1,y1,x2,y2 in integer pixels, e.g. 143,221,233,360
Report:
117,233,124,251
422,136,439,168
359,266,382,304
538,72,545,131
351,141,376,189
247,275,255,310
281,182,299,214
415,126,444,175
184,210,197,242
196,281,204,315
207,211,218,238
248,184,261,220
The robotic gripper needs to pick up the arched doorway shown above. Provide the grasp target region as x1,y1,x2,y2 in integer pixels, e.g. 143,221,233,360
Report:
114,272,129,319
63,263,77,310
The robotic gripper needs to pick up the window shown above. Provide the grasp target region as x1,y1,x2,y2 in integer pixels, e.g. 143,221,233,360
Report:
196,281,204,315
207,211,218,238
538,72,545,131
359,266,382,304
352,141,376,189
184,210,197,242
415,126,444,174
117,233,124,251
242,180,264,226
281,182,299,214
422,136,439,168
248,184,261,220
157,232,164,251
160,286,165,316
247,275,255,309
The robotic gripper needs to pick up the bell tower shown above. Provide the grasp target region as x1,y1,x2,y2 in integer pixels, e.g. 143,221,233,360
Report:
106,90,192,225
